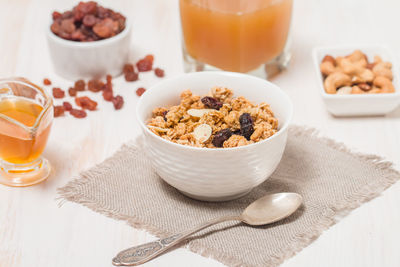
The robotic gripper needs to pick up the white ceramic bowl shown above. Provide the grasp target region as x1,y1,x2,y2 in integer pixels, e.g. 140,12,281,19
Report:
46,20,131,80
312,45,400,116
136,72,293,201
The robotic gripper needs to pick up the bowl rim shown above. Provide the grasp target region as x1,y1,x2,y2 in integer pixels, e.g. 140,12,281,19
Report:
312,44,400,99
136,71,293,152
46,18,131,48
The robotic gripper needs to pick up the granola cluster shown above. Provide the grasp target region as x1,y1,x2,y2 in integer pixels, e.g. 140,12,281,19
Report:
147,87,278,148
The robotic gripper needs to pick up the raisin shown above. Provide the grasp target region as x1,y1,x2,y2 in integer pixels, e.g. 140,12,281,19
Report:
76,1,97,15
50,22,61,35
93,18,118,38
52,87,65,98
112,95,124,110
83,14,96,27
88,79,104,92
61,11,73,19
212,129,233,147
239,113,254,140
106,74,112,84
70,109,87,118
52,11,62,20
71,29,85,41
102,89,113,101
63,101,73,111
68,87,77,97
60,18,75,34
154,68,165,78
74,10,85,22
43,78,52,86
136,55,153,72
75,96,97,111
136,87,146,96
233,129,241,135
74,80,86,91
123,63,134,74
162,110,168,121
54,106,65,117
201,96,222,110
124,72,138,82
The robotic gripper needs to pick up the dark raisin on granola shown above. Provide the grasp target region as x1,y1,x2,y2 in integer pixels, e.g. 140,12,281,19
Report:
212,128,233,147
162,110,168,121
239,113,254,140
201,96,223,110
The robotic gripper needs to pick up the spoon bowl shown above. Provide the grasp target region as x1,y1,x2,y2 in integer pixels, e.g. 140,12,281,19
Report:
241,193,303,225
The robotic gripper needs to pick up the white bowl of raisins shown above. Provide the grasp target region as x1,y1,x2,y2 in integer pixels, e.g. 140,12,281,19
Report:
136,72,293,201
46,2,131,80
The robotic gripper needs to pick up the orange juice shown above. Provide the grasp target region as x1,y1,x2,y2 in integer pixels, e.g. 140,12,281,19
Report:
180,0,293,73
0,97,51,164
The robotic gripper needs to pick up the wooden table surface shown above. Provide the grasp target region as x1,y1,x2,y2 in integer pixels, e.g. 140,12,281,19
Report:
1,0,400,266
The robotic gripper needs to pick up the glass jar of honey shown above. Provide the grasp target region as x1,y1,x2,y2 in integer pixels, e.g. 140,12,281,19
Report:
0,78,53,187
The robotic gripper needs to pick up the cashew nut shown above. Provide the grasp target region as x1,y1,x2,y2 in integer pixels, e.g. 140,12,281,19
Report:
320,55,337,76
372,62,393,80
324,72,351,94
351,85,365,94
346,50,367,67
373,76,395,93
336,86,352,95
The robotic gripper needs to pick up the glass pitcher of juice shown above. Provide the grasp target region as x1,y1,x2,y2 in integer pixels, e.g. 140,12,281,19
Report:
0,78,53,187
180,0,293,78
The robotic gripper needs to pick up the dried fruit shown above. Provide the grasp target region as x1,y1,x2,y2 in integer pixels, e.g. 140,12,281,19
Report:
88,79,104,92
136,55,154,72
187,108,214,118
54,106,65,117
102,89,113,101
62,101,73,111
43,78,52,86
70,109,87,118
358,82,372,91
201,96,222,110
52,87,65,98
68,87,77,97
124,72,138,82
239,113,254,140
51,2,126,42
74,80,85,91
123,63,134,74
154,68,165,77
136,87,146,96
212,128,233,147
112,95,124,110
75,96,97,110
193,124,212,143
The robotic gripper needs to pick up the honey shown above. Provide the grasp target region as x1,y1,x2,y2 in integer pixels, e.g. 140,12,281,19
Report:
0,97,51,164
180,0,293,73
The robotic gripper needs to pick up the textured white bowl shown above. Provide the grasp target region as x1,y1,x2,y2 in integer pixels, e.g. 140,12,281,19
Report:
46,20,131,80
312,45,400,117
136,72,293,201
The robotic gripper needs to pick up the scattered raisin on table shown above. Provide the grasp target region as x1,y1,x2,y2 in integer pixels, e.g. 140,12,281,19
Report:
154,68,165,78
62,101,73,111
112,95,124,110
88,79,104,92
239,113,254,140
54,106,65,117
136,87,146,96
43,78,52,86
52,87,65,98
212,128,233,147
74,79,86,91
123,63,134,74
125,72,138,82
68,87,77,97
201,96,222,110
136,55,154,72
75,96,97,111
102,89,113,101
70,109,87,118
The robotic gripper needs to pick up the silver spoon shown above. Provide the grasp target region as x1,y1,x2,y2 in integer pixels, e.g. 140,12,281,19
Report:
112,192,302,266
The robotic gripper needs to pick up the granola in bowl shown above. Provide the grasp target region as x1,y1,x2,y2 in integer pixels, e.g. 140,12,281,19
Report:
147,87,278,148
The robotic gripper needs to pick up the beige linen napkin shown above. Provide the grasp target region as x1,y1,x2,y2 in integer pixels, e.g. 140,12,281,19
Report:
58,126,399,267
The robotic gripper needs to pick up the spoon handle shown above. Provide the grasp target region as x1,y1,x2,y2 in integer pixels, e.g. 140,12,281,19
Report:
112,215,241,266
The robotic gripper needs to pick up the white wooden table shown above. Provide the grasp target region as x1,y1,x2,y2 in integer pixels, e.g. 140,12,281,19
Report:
1,0,400,266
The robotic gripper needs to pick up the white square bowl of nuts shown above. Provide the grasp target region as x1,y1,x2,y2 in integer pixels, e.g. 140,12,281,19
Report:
136,71,293,201
312,45,400,116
